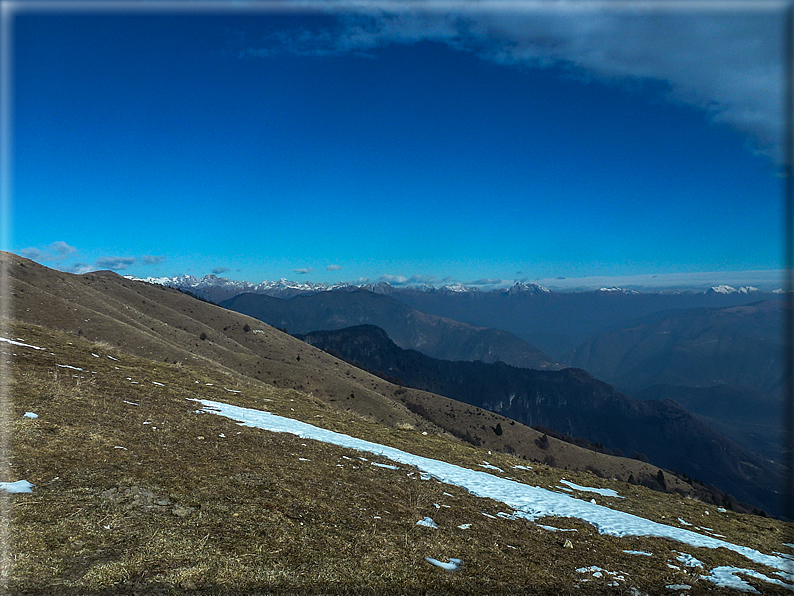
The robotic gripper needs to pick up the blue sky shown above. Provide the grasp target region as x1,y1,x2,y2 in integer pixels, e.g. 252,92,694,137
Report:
7,2,788,289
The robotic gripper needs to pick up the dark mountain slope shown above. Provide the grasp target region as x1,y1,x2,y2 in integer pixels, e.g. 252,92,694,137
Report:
297,324,784,516
220,289,560,370
636,383,783,464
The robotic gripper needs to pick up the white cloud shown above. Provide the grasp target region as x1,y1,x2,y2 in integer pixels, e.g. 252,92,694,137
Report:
60,262,96,275
19,247,48,262
327,264,343,271
19,241,78,262
378,274,408,284
242,4,784,160
50,241,77,256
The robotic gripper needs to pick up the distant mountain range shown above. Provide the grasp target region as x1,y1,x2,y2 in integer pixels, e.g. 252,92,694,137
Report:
220,290,560,371
135,273,785,356
562,300,787,395
295,324,784,516
561,300,788,466
135,273,777,301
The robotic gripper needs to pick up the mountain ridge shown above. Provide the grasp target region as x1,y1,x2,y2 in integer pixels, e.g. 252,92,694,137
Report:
295,323,784,516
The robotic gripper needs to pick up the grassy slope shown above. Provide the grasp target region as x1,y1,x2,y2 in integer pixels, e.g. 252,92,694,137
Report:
7,322,794,595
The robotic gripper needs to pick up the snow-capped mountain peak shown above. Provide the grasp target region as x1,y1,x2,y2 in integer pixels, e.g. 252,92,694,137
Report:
708,285,760,295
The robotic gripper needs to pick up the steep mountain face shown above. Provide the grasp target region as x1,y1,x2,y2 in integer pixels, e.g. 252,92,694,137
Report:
220,290,560,371
561,301,787,395
297,325,784,516
390,285,784,357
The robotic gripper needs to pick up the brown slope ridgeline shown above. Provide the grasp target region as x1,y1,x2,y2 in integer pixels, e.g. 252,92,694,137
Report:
5,252,793,595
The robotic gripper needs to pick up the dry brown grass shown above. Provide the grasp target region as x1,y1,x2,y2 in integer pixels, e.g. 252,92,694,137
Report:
3,322,792,595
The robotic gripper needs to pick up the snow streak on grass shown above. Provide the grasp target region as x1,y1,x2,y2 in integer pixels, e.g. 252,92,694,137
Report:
192,398,793,582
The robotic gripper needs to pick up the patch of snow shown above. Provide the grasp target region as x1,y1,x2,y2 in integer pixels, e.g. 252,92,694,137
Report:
480,461,504,472
0,337,44,350
372,462,399,470
457,523,471,529
0,480,34,493
678,517,692,526
107,355,119,361
123,401,138,406
538,524,577,532
57,364,83,371
114,446,128,450
191,398,794,576
152,381,164,387
665,585,691,591
561,479,623,498
623,550,653,556
718,507,727,513
23,412,38,419
91,353,99,358
701,566,792,593
224,387,241,393
425,557,462,571
556,486,573,492
676,552,703,568
416,517,438,528
481,512,497,519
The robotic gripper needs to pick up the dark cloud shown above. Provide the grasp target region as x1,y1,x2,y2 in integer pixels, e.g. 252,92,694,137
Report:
243,6,782,160
212,266,230,275
466,278,502,286
94,256,137,271
293,268,313,275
